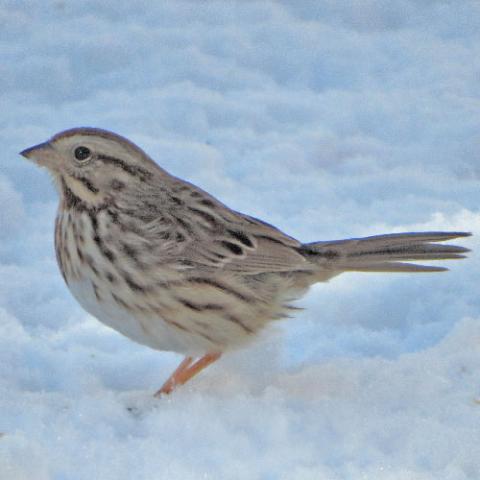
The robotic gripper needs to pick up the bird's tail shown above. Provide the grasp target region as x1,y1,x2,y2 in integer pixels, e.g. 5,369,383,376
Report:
301,231,471,273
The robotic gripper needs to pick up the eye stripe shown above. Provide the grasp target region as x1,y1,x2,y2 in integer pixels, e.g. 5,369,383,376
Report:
97,154,152,180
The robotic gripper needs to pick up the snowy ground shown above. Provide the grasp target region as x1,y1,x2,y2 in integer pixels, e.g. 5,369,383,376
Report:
1,1,480,479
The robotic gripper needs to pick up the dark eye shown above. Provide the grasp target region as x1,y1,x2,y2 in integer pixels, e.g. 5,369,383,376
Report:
74,146,91,161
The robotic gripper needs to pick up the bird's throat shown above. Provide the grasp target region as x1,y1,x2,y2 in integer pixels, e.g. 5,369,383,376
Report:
59,174,106,210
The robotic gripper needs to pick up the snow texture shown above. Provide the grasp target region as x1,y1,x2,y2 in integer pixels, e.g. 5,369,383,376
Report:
1,1,480,479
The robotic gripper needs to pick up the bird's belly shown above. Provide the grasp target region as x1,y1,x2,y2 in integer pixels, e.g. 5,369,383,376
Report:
66,276,202,354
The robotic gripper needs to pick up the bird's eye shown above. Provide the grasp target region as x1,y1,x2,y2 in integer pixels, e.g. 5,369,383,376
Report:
74,146,91,162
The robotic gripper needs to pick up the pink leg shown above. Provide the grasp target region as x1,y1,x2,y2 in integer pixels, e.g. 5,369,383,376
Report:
155,353,221,396
154,356,193,397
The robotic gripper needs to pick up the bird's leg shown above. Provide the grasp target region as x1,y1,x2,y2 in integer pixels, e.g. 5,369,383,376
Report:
177,352,221,387
155,352,221,396
155,356,194,397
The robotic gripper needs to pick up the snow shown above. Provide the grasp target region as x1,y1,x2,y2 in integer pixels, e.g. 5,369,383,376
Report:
1,1,480,478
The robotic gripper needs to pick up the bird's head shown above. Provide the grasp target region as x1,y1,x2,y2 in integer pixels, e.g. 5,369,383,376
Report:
20,127,162,207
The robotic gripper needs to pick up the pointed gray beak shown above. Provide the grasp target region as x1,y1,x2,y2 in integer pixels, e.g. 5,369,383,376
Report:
20,141,55,166
20,141,51,159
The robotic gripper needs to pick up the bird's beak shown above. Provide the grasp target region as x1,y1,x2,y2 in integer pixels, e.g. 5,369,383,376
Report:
20,141,55,167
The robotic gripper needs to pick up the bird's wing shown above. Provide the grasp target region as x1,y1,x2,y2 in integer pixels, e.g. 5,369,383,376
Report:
155,183,313,275
180,212,313,274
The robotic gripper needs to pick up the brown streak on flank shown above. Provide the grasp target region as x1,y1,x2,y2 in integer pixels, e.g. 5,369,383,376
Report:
194,319,210,329
55,222,68,283
92,282,101,301
76,246,84,263
88,210,99,232
122,272,146,293
85,254,100,276
176,298,224,312
70,216,77,237
224,314,253,334
62,222,67,244
122,243,149,271
166,318,191,333
185,277,254,303
112,292,132,310
89,212,117,263
122,243,139,261
133,303,149,314
200,332,216,344
145,302,164,314
54,218,64,274
93,234,116,263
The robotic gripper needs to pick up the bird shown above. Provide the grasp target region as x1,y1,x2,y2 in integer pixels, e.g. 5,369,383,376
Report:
20,127,471,395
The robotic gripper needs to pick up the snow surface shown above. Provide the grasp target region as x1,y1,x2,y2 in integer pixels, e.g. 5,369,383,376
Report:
1,1,480,479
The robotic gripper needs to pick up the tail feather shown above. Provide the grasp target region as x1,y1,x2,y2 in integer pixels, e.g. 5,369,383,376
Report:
301,231,471,273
